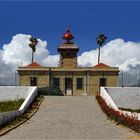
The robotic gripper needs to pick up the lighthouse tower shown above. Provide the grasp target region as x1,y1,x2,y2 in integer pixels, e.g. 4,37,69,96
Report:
57,28,79,68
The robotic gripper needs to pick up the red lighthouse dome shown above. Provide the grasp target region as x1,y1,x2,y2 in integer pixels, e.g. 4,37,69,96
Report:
63,29,74,44
63,29,74,40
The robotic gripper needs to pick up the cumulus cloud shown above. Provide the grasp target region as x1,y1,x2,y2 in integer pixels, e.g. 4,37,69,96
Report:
0,34,140,86
78,38,140,86
0,33,58,85
42,55,59,67
2,34,49,66
78,38,140,72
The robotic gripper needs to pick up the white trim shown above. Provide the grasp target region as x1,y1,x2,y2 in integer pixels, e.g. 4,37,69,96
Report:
100,87,118,110
101,87,140,120
19,87,37,113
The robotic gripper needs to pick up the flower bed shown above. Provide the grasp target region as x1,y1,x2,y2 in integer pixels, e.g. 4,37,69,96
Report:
96,93,140,133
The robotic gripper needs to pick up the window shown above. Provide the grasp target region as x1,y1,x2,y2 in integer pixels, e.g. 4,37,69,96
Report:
77,78,83,89
67,52,70,57
30,77,37,86
100,78,106,86
53,78,60,88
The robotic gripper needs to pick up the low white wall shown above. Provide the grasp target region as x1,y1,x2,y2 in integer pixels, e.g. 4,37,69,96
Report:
0,111,20,127
0,86,38,126
101,87,140,121
0,86,34,101
105,87,140,109
19,87,38,113
100,87,118,110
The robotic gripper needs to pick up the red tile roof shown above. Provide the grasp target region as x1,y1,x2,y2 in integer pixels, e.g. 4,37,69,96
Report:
27,62,42,68
93,63,110,68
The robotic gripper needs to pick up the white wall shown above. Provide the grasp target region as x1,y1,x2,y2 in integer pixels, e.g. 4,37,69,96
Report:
0,86,36,101
0,86,38,127
0,111,20,127
100,87,140,121
105,87,140,110
19,87,38,113
100,87,118,110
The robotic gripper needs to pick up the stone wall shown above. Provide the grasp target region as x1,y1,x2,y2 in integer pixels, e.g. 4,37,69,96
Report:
18,69,119,96
50,72,86,95
89,73,119,95
20,72,49,88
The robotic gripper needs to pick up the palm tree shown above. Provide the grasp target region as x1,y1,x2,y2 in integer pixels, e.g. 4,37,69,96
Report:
96,34,107,64
29,36,38,63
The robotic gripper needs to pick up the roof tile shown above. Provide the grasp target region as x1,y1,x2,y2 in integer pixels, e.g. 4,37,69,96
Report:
27,62,42,68
93,63,110,68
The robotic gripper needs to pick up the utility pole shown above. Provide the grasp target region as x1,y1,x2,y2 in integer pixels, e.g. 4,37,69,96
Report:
136,69,139,87
121,71,124,87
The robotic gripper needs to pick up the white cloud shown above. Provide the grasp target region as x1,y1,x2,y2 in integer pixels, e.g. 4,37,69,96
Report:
0,33,57,85
0,35,140,86
78,38,140,86
2,34,48,66
78,38,140,72
42,55,59,67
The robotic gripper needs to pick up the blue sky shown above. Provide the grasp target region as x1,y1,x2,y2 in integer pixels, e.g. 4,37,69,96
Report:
0,1,140,55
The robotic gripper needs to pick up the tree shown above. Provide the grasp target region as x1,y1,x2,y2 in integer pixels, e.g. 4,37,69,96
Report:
29,36,38,63
96,34,107,64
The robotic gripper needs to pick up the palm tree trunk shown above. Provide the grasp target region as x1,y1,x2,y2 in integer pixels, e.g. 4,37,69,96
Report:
98,45,101,64
32,51,34,63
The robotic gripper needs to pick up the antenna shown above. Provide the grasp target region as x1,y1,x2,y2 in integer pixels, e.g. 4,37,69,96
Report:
21,59,22,67
121,71,124,87
67,24,71,32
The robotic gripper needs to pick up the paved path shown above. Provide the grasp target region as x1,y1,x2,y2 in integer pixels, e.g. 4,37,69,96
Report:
1,96,139,139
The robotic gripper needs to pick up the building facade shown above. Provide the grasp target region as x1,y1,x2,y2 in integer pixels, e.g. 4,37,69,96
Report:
17,29,119,96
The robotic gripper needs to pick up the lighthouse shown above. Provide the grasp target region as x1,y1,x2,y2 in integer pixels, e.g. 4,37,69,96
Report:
57,29,79,68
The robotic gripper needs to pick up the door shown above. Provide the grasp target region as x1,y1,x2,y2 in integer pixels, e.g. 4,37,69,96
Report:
65,78,73,95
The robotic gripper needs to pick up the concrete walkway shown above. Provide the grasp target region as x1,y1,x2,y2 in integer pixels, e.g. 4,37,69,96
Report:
1,96,139,139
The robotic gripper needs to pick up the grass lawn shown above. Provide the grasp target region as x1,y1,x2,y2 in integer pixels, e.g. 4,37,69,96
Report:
0,99,24,112
0,95,43,133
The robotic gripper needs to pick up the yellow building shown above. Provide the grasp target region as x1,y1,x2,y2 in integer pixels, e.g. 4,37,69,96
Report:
17,29,119,96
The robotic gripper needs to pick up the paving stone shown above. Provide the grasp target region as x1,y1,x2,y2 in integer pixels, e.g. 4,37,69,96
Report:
1,96,139,139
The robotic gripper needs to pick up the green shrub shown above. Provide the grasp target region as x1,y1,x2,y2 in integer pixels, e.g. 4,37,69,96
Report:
38,86,64,96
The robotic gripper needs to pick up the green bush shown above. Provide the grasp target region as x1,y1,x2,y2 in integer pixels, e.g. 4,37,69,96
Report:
38,86,64,96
